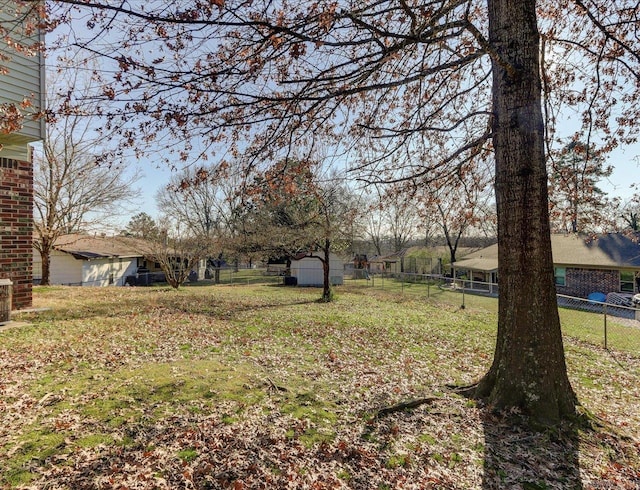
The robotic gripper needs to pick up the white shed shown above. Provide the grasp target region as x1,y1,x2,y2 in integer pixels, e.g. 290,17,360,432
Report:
290,253,344,287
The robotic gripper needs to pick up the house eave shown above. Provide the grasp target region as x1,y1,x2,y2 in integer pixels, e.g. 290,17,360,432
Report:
554,262,640,271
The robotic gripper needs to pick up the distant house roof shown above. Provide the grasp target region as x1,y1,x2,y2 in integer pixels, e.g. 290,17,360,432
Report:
369,254,399,264
48,234,146,261
454,233,640,272
453,256,499,273
553,233,640,268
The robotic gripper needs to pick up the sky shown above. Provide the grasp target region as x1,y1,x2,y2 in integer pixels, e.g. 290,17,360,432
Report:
130,162,172,211
602,145,640,199
122,97,640,227
121,139,640,231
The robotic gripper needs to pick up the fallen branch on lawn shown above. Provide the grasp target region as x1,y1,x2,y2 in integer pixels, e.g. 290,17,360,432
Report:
266,377,288,392
375,397,438,418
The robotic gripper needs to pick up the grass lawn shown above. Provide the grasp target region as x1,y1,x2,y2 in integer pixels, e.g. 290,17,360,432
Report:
1,283,639,489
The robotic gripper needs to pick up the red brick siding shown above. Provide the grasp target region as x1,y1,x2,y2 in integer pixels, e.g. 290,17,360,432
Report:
0,157,33,309
555,267,620,298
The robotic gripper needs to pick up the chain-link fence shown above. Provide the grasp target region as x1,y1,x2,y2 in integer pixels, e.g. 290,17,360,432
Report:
344,270,640,353
39,263,640,352
344,270,500,310
202,267,640,353
169,267,283,286
173,265,640,353
557,294,640,351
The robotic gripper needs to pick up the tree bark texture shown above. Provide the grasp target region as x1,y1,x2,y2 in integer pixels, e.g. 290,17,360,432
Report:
322,239,332,302
39,238,51,286
476,0,577,422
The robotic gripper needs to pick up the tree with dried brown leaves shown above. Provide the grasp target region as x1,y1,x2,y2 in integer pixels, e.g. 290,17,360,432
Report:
415,162,494,270
242,159,358,302
27,0,640,423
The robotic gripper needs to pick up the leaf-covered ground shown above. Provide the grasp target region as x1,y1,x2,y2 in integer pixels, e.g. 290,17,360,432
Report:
1,284,639,489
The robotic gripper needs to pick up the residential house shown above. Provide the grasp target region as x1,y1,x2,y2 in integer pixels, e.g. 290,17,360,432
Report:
453,233,640,298
369,250,406,274
33,234,150,286
0,5,45,308
369,246,473,275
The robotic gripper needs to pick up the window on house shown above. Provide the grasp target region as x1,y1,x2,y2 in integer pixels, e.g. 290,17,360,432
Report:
620,270,635,293
554,267,566,287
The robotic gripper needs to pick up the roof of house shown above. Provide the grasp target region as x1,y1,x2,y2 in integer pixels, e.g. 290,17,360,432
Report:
452,256,500,272
49,234,146,260
454,233,640,271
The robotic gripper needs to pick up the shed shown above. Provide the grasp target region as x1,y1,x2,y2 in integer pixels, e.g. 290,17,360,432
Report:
290,253,344,287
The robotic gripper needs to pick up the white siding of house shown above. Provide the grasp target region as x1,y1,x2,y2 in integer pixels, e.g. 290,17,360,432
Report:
33,249,140,286
82,258,138,287
49,250,83,285
0,8,45,152
291,254,344,286
121,259,139,285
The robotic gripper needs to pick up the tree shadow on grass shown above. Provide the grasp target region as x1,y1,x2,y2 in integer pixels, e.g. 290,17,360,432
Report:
481,411,583,489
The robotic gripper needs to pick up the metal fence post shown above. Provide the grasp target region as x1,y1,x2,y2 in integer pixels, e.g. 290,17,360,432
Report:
603,304,608,349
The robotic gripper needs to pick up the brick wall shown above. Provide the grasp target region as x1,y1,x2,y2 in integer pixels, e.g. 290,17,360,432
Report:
0,157,33,309
555,267,620,298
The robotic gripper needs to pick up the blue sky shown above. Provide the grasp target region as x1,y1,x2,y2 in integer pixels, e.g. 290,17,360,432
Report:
603,145,640,199
121,139,640,233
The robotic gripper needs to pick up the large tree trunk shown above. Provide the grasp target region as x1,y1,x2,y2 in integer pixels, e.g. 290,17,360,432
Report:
474,0,577,423
321,239,332,302
40,251,51,286
38,237,52,286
